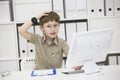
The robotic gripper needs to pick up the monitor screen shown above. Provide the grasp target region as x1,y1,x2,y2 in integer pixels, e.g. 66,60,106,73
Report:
66,29,113,68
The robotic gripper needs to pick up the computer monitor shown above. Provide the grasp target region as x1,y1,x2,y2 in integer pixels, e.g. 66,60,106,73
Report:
66,29,113,68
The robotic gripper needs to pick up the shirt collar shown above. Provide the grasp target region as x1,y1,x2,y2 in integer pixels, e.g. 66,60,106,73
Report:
42,35,58,46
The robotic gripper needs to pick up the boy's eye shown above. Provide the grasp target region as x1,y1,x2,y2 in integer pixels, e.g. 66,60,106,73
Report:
47,26,51,28
54,25,57,27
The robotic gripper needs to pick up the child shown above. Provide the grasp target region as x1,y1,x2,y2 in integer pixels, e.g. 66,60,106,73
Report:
19,11,82,70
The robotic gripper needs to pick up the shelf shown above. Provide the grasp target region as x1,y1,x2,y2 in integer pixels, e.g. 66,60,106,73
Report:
60,17,88,23
89,15,120,19
0,21,15,25
0,58,20,61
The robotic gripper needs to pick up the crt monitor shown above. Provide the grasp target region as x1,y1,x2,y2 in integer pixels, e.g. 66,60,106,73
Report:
66,29,113,68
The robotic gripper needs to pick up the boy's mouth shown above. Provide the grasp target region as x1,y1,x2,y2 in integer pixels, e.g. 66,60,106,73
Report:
50,32,56,35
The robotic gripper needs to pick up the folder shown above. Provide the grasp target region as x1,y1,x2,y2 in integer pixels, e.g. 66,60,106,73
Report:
0,1,11,22
27,27,35,57
96,0,104,17
87,0,96,17
58,23,65,40
66,23,76,46
87,0,104,17
15,2,52,21
15,0,50,4
76,0,87,18
118,56,120,65
18,26,35,58
52,0,64,18
105,0,114,16
21,57,35,71
114,0,120,16
27,43,35,57
65,0,76,18
18,32,28,57
0,24,17,58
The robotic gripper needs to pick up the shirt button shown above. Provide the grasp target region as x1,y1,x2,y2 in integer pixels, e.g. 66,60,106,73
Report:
48,60,50,63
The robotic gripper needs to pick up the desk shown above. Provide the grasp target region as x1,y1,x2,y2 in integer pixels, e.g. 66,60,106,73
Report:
2,65,120,80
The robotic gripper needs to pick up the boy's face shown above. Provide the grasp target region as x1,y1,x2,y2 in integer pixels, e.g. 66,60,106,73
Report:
40,21,60,39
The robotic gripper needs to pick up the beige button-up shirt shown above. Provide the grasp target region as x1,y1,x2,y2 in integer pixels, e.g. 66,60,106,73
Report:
29,33,69,70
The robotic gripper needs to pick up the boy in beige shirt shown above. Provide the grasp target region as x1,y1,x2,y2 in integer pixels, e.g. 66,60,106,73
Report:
19,11,82,70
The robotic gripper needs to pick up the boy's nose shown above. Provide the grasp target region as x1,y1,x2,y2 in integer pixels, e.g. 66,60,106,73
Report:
51,26,55,30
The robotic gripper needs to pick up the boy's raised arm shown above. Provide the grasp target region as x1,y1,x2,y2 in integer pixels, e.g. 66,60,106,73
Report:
18,20,33,40
18,11,51,40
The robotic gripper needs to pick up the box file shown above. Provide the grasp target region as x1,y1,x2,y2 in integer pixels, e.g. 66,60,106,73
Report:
105,0,114,16
52,0,64,18
65,0,76,18
87,0,104,17
66,23,76,45
0,1,11,22
114,0,120,16
76,0,87,18
15,2,52,21
18,26,35,58
58,23,65,40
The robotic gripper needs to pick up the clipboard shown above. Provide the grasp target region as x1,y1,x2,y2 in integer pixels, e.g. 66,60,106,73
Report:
31,68,56,76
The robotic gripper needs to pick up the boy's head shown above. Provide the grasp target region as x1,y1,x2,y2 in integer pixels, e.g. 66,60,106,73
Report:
39,11,60,26
39,11,60,39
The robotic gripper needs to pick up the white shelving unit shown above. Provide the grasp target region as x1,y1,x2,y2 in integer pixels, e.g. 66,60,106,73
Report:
0,0,120,71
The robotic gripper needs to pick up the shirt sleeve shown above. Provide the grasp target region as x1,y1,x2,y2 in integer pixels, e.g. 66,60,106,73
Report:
62,41,69,57
28,33,39,44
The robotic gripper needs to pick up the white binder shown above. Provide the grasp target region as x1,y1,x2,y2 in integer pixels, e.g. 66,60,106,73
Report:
76,0,87,18
118,56,120,65
105,0,114,16
27,27,35,57
87,0,96,17
114,0,120,16
18,26,35,58
0,1,11,22
96,0,104,17
66,23,76,46
65,0,76,18
14,0,50,4
19,32,28,57
87,0,104,17
52,0,64,18
15,2,52,22
0,24,17,58
58,23,65,40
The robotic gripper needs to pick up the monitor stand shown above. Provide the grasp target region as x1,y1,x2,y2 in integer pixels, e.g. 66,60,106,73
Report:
83,60,100,75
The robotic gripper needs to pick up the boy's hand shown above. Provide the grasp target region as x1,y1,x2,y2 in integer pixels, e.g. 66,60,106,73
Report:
35,11,51,21
72,65,83,70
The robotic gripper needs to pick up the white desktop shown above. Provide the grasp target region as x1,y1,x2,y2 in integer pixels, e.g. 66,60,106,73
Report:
1,29,120,80
66,29,113,74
